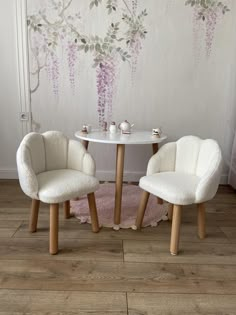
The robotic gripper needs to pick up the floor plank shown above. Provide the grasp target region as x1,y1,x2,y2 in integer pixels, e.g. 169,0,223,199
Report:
220,227,236,243
0,180,236,314
0,220,23,228
0,238,123,261
0,220,22,238
0,260,236,294
0,289,127,314
123,240,236,264
13,220,230,244
128,293,236,315
0,228,18,238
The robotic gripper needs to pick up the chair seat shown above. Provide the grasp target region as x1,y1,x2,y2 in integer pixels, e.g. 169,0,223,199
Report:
37,169,99,203
139,172,200,205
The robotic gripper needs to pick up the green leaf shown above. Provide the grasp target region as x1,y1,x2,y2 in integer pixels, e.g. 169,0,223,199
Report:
78,45,85,50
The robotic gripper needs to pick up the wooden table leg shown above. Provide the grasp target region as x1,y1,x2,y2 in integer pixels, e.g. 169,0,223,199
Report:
152,143,159,154
82,140,89,150
74,140,89,201
152,143,163,204
114,144,125,225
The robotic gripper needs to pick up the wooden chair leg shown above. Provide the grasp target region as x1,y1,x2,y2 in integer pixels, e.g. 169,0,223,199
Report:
170,205,182,255
50,203,59,255
197,203,206,239
135,191,150,229
64,200,71,219
29,199,40,232
87,193,99,233
168,204,173,221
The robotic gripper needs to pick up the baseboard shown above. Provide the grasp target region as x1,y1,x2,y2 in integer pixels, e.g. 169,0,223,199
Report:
220,174,228,185
0,169,18,179
0,169,144,181
97,171,229,184
96,170,145,182
0,168,229,184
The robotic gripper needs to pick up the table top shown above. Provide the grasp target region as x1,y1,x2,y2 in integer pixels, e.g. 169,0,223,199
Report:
75,130,167,145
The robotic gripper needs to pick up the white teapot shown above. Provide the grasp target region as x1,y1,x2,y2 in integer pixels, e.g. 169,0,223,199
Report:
118,120,134,134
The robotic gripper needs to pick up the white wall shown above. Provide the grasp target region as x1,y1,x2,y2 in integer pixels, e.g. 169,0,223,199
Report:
0,1,22,178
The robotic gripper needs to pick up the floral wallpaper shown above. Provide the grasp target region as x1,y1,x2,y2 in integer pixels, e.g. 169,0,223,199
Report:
27,0,231,128
27,0,148,127
185,0,230,57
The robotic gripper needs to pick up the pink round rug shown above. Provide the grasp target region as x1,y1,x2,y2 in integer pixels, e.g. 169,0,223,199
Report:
70,183,168,229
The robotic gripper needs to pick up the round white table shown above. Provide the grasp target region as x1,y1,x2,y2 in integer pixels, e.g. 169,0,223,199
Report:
75,130,167,226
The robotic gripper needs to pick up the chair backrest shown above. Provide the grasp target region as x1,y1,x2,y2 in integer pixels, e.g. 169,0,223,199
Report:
175,136,222,178
18,131,68,174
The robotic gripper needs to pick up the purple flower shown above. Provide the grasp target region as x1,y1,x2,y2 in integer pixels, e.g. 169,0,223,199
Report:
47,53,60,97
96,57,116,127
67,41,78,92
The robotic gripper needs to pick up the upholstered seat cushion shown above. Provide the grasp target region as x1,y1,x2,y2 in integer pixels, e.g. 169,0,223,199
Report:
37,169,99,203
139,172,200,205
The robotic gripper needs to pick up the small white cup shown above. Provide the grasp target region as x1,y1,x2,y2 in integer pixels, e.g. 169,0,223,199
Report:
152,128,162,137
84,124,92,133
109,124,117,134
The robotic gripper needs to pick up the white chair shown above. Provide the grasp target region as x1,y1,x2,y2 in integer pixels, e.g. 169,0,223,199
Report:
17,131,100,254
135,135,223,255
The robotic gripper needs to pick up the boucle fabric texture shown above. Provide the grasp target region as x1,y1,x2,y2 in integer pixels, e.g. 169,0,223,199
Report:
17,131,98,203
141,136,223,205
37,169,99,204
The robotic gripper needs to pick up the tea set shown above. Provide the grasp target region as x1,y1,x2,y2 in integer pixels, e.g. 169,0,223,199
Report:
81,120,162,137
104,120,134,134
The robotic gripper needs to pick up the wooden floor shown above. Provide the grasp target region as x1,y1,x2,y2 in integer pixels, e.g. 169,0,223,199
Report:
0,180,236,314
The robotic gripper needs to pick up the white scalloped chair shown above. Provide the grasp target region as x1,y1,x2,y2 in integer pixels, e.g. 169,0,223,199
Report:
135,135,223,255
17,131,100,254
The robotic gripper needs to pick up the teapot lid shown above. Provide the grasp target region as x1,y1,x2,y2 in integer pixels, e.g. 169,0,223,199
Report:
121,120,130,124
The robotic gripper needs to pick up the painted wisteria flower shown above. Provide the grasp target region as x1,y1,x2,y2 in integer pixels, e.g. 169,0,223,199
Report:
96,57,117,126
132,0,138,14
122,7,148,77
66,41,78,92
47,52,60,96
27,0,82,95
87,0,148,124
185,0,230,57
28,0,148,126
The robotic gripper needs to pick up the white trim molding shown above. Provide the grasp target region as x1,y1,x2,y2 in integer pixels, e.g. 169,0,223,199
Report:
96,170,229,185
0,169,18,180
96,170,145,182
15,0,32,136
